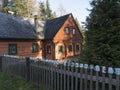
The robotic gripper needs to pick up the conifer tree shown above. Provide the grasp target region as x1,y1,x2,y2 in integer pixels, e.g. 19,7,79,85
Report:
75,18,85,45
39,0,57,20
80,0,120,67
3,0,36,17
51,11,57,18
45,0,52,19
39,1,46,20
26,0,36,18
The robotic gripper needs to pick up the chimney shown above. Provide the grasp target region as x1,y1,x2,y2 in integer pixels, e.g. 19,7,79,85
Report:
34,15,38,33
34,15,45,39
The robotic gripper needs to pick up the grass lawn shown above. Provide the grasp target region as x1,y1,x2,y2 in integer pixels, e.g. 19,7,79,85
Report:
0,71,45,90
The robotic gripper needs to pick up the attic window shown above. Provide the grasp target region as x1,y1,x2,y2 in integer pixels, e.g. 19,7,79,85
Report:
65,27,69,34
73,28,76,35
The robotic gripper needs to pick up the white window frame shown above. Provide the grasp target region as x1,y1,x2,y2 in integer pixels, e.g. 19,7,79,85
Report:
73,28,76,35
65,27,69,34
76,44,80,53
68,44,73,52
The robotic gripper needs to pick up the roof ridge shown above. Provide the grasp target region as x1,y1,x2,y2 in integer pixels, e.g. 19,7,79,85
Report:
46,13,72,21
44,13,72,39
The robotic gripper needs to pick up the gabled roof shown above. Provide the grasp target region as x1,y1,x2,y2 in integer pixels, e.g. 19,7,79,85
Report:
0,12,37,39
44,14,70,39
0,13,71,40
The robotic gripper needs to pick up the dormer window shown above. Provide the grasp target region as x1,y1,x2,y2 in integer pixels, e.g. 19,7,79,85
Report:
65,27,69,34
73,28,76,35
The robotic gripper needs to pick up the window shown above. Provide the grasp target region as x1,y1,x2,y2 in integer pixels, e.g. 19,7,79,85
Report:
46,45,51,54
76,44,80,52
8,44,17,55
32,43,39,53
65,27,69,34
68,45,73,52
73,28,76,35
58,45,63,54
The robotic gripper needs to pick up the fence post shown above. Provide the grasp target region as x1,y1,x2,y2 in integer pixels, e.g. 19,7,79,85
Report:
90,65,94,90
71,63,74,90
0,55,2,71
60,64,63,90
108,67,113,90
80,64,83,90
67,63,70,90
63,62,67,90
95,65,100,90
84,64,88,90
75,63,79,90
26,57,30,82
115,68,120,90
116,75,120,90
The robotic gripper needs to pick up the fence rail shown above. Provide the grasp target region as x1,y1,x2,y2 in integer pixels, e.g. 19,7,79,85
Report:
0,55,120,90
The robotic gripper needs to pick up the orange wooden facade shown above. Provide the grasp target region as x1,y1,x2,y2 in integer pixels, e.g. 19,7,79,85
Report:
44,15,83,60
0,39,43,58
0,14,83,60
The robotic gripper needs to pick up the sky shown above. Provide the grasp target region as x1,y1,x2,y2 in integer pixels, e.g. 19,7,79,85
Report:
37,0,91,25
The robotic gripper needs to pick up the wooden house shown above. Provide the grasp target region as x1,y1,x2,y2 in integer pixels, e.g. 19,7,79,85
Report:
0,12,83,60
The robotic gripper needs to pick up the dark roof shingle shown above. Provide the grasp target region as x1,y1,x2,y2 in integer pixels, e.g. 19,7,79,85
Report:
0,13,71,40
44,14,70,39
0,12,37,39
